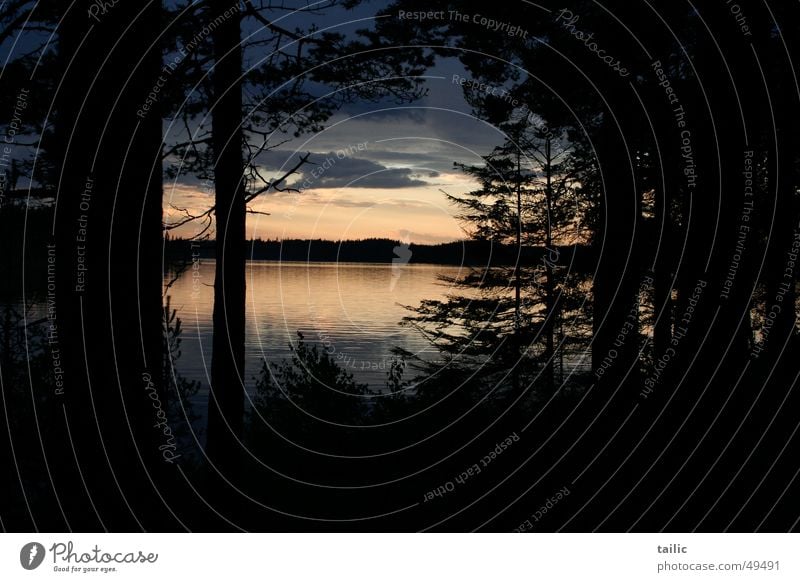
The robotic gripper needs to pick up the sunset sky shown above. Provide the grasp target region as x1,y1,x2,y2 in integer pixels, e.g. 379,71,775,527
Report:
163,58,509,244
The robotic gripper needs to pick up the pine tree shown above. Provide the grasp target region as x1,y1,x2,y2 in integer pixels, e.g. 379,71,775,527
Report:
404,116,589,396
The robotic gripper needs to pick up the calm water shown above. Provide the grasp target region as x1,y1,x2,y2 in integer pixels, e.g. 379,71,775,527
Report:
165,260,465,392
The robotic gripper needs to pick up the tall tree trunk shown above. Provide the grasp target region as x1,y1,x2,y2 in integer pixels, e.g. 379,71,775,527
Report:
652,150,673,364
762,3,798,360
591,118,641,394
543,137,556,392
53,0,167,529
512,144,522,392
207,0,247,484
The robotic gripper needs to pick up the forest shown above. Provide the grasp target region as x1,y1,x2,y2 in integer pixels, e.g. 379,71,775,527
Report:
1,0,799,532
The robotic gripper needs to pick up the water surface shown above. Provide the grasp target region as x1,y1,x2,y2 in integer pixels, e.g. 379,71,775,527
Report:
165,260,465,391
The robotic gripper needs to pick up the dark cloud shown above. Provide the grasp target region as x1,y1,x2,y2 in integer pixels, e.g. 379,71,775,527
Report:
337,104,431,124
170,150,441,197
290,153,432,189
357,148,459,170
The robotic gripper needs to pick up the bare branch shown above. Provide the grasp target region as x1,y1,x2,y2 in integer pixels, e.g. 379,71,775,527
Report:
162,136,212,159
244,152,310,202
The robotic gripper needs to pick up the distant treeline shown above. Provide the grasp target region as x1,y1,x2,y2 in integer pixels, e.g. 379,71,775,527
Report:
3,208,595,301
165,237,594,268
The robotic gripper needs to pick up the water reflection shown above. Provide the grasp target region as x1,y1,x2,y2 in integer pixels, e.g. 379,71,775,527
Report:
164,260,464,391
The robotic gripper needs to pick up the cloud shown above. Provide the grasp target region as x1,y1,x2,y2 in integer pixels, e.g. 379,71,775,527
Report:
319,196,440,210
167,150,438,195
290,154,434,189
337,104,430,124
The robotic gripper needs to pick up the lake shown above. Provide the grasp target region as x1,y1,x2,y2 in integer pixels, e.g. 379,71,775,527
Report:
165,260,466,393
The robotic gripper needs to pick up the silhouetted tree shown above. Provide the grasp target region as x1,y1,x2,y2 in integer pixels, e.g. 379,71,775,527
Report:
402,116,588,397
205,0,249,485
51,0,169,528
249,332,371,452
161,1,431,483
